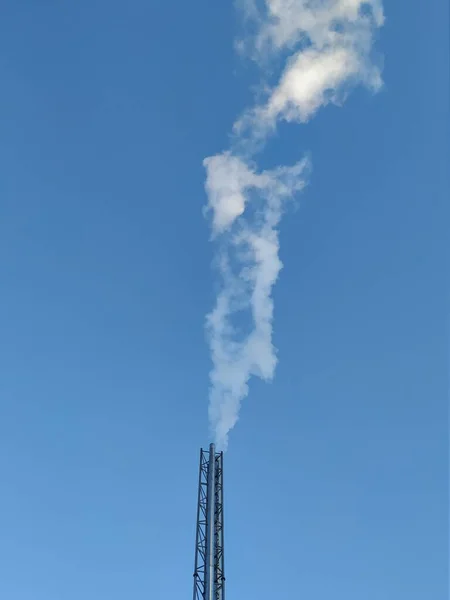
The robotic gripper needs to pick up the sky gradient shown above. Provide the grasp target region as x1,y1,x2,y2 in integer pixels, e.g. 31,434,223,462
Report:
0,1,448,599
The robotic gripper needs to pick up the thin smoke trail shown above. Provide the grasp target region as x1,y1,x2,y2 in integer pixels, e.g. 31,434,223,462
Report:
204,0,384,450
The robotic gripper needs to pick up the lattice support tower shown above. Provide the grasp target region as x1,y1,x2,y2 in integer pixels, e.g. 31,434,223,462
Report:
193,443,225,600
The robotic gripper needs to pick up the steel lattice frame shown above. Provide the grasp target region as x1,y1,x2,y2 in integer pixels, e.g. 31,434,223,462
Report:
193,445,225,600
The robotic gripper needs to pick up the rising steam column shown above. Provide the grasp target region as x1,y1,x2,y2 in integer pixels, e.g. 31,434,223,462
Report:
193,443,225,600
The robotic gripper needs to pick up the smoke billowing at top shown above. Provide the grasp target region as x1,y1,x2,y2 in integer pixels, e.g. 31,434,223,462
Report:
204,0,384,450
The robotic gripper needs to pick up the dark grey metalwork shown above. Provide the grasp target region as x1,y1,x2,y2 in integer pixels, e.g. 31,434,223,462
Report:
205,444,216,600
193,444,225,600
192,449,209,600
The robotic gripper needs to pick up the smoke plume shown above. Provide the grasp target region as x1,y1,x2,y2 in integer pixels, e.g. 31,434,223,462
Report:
204,0,384,449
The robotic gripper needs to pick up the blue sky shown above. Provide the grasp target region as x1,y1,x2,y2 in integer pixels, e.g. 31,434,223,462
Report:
0,1,447,599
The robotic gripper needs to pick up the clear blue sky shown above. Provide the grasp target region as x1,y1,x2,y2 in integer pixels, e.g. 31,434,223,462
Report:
0,1,447,599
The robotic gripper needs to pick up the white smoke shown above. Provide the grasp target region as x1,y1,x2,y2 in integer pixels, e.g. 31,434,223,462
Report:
204,154,309,449
204,0,384,449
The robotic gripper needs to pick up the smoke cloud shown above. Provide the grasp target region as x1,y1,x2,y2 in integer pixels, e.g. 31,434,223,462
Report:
204,0,384,449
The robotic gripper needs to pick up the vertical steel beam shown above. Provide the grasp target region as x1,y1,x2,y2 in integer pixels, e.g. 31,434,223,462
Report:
193,449,208,600
205,443,216,600
214,451,225,600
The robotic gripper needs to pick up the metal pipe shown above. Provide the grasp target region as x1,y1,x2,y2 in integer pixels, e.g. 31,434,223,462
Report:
205,443,216,600
219,451,225,600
